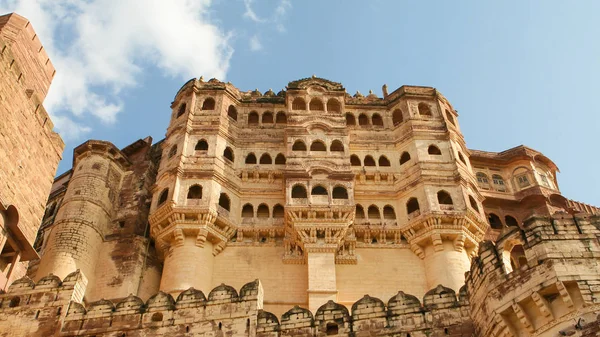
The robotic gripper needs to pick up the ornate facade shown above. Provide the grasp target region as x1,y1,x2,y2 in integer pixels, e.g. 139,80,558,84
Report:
1,12,600,337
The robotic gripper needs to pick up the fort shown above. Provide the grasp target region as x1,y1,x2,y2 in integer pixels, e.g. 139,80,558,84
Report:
0,12,599,337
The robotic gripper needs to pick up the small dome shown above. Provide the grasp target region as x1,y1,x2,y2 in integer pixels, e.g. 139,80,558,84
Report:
87,298,115,314
176,287,206,304
208,283,238,302
146,291,176,311
423,284,458,310
115,294,145,313
36,274,62,289
8,276,34,292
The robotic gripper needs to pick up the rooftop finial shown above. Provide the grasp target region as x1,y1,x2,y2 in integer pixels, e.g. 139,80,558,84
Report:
199,76,204,82
382,84,388,98
312,74,316,78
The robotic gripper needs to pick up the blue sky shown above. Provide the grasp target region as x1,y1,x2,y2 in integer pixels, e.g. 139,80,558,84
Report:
2,1,599,206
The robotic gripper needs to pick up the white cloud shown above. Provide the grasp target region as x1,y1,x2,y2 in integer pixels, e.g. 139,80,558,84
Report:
0,0,233,140
243,0,264,23
249,35,262,52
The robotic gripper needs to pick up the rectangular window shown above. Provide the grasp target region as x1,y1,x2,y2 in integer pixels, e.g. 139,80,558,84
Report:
539,174,549,187
517,175,530,187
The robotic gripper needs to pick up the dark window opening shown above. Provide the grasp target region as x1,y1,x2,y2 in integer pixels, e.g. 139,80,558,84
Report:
372,113,384,126
259,153,272,164
350,155,361,166
177,103,186,118
407,198,420,214
310,141,326,151
346,113,356,126
242,204,254,218
392,109,403,126
309,98,324,111
327,99,341,112
195,140,208,151
400,152,411,165
469,196,479,212
248,111,259,125
505,215,519,227
219,193,230,211
379,156,391,167
262,112,274,124
311,186,328,196
355,205,365,219
358,114,369,127
292,98,306,110
245,153,257,164
223,147,234,162
368,205,380,219
158,189,169,206
291,185,307,198
275,153,286,165
488,213,502,229
383,205,396,219
292,140,307,151
276,112,287,124
227,105,238,121
273,204,284,218
437,191,453,205
428,145,442,155
257,204,269,218
332,186,348,199
330,140,344,152
364,155,376,166
418,103,432,116
326,323,338,335
187,185,202,199
202,97,215,110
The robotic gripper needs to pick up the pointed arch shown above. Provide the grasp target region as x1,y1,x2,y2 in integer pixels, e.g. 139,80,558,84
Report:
355,205,365,219
218,193,230,211
259,153,272,164
330,140,344,152
418,103,432,116
392,109,403,126
368,205,380,219
505,215,519,227
223,147,234,162
383,205,396,219
187,185,202,199
378,156,391,167
273,204,285,218
202,97,215,110
177,103,186,118
158,189,169,206
257,204,270,218
400,152,411,165
241,204,254,218
227,105,238,121
406,198,420,214
364,155,376,167
195,139,208,151
428,145,442,155
488,213,502,229
437,190,453,205
350,155,361,166
275,153,286,165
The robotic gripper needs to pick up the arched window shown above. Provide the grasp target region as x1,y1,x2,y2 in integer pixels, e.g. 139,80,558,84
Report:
358,114,369,127
346,113,356,126
291,185,307,198
458,152,466,164
488,213,502,229
195,140,208,151
273,204,284,218
158,189,169,206
469,196,479,212
275,153,286,165
437,191,453,205
418,103,432,116
276,112,287,124
476,172,489,184
151,312,163,322
223,147,234,162
187,185,202,199
332,186,348,199
428,145,441,155
228,105,238,121
378,156,391,167
505,215,519,227
248,111,259,125
350,155,361,166
330,140,344,152
292,140,307,151
383,205,396,219
168,145,177,158
257,204,269,218
241,204,254,218
259,153,272,164
406,198,420,214
309,98,324,111
445,110,456,126
392,109,403,126
218,193,230,211
372,113,384,127
177,103,186,118
327,98,341,112
368,205,380,219
355,205,365,219
364,155,376,166
202,97,215,110
262,111,274,124
400,152,411,165
310,141,326,151
311,185,328,196
245,153,257,164
510,245,527,270
292,97,306,110
492,174,506,191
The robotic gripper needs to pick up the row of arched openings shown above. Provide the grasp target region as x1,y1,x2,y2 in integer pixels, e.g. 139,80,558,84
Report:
488,213,519,230
290,185,349,199
175,98,217,118
241,203,285,218
246,153,286,165
356,204,397,220
291,97,341,112
247,111,287,125
349,146,440,168
158,185,232,211
292,140,344,152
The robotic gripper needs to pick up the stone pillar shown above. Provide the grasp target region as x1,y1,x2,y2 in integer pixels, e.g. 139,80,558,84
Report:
423,240,471,292
159,235,214,295
306,247,337,313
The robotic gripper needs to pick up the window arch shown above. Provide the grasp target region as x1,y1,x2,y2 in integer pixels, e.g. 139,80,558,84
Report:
368,205,380,219
392,109,403,126
406,198,420,214
275,153,286,165
510,245,527,270
276,112,287,124
418,103,432,116
355,205,365,219
445,110,456,126
168,146,177,158
358,114,369,127
350,155,361,166
383,205,396,219
292,140,307,151
291,185,307,198
492,174,506,190
223,147,234,162
157,189,169,206
218,193,230,211
400,152,411,165
364,155,376,167
310,140,327,151
469,196,479,212
309,98,324,111
273,204,284,218
327,98,341,112
262,111,274,124
346,113,356,126
378,156,391,167
332,186,348,199
187,185,202,199
227,105,238,121
428,145,442,155
177,103,186,118
195,139,208,151
458,152,467,164
505,215,519,227
259,153,272,164
248,111,259,125
257,204,269,218
202,97,215,110
242,204,254,218
476,172,489,184
311,185,328,196
437,191,453,205
372,113,384,127
245,153,257,164
330,140,344,152
488,213,502,229
292,97,306,110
